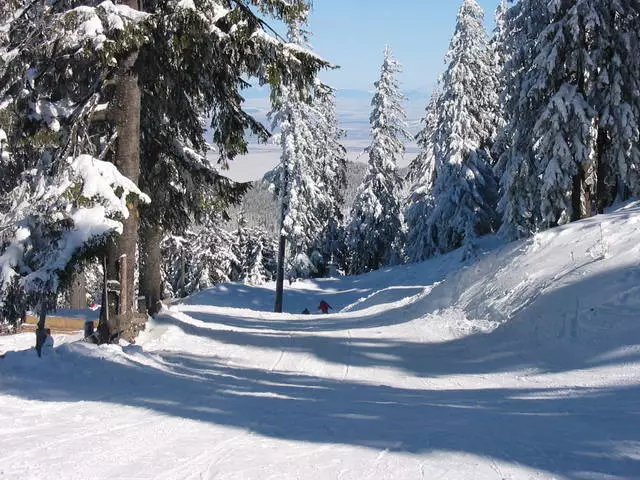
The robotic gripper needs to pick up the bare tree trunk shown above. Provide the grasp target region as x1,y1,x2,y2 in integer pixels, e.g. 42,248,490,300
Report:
140,223,163,316
571,49,593,223
34,297,49,357
274,234,286,313
595,127,616,214
98,0,142,343
571,164,593,222
70,268,86,310
178,254,185,297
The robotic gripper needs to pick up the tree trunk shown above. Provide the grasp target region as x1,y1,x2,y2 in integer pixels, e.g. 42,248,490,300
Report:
178,254,185,297
571,47,592,223
140,223,163,316
34,297,49,357
595,127,616,214
571,163,593,222
274,234,286,313
70,267,86,310
98,1,142,343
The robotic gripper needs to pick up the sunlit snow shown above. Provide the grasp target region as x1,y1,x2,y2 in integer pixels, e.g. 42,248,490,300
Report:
1,202,640,479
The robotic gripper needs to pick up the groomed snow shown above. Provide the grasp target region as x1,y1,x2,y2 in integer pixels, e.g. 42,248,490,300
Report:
2,202,640,479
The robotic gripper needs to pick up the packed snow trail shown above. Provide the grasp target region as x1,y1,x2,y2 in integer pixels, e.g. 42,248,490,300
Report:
2,203,640,479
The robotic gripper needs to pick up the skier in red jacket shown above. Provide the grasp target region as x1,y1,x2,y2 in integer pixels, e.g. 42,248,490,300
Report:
318,300,331,314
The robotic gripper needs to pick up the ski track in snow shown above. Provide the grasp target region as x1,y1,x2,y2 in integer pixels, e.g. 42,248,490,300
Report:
2,203,640,479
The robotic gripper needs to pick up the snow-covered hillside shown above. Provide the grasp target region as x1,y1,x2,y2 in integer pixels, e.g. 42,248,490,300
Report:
2,202,640,479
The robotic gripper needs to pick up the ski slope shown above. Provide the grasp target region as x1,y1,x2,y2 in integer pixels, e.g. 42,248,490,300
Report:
2,202,640,479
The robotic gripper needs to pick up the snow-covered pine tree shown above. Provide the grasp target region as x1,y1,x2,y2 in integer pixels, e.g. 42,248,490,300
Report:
270,23,342,310
0,1,152,348
311,82,347,274
407,0,499,260
404,88,441,263
161,212,238,298
491,1,510,74
345,46,407,274
233,212,278,285
587,2,640,211
270,77,323,288
0,0,325,340
497,1,640,238
135,0,319,314
494,0,551,239
529,2,599,228
488,0,510,170
136,0,326,319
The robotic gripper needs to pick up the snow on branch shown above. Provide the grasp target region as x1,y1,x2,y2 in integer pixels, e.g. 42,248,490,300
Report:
71,154,150,217
0,154,150,297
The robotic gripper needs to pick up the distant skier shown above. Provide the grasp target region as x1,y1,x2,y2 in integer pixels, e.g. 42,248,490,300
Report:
318,300,331,314
301,308,310,315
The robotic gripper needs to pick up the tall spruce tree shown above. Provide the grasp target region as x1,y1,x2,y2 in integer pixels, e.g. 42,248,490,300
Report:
0,0,326,342
345,46,407,274
233,212,277,285
494,0,551,238
406,0,499,260
587,2,640,211
489,0,510,169
0,0,151,348
404,88,441,263
497,1,640,238
312,82,347,272
270,24,345,310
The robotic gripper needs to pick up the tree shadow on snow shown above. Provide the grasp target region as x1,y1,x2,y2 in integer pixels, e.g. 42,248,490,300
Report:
161,265,640,377
3,264,640,477
2,346,639,479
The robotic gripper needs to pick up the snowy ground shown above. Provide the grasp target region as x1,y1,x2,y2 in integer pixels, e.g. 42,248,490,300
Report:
2,203,640,479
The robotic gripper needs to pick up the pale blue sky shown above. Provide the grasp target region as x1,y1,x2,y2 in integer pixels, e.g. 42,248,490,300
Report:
227,1,503,180
308,0,502,91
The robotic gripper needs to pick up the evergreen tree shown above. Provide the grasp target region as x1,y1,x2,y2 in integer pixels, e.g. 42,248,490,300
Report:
311,82,347,273
162,213,239,298
494,0,551,238
270,78,324,284
0,0,325,340
406,0,499,260
345,46,407,274
489,0,510,169
404,88,440,263
233,213,277,285
497,1,640,238
587,1,640,211
270,24,344,309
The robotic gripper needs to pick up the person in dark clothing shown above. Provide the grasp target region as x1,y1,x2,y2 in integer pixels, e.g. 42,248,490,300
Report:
318,300,331,314
302,308,310,314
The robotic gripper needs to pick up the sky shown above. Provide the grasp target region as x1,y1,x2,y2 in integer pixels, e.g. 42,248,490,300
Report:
308,0,502,92
224,0,503,181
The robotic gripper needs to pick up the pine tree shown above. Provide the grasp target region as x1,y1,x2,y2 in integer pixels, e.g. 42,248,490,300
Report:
489,0,510,170
587,2,640,211
233,213,277,285
497,1,640,238
406,0,499,260
311,83,347,273
135,0,325,324
494,1,551,239
270,78,324,284
404,88,440,263
161,213,239,298
345,46,407,274
0,0,325,340
270,24,344,309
